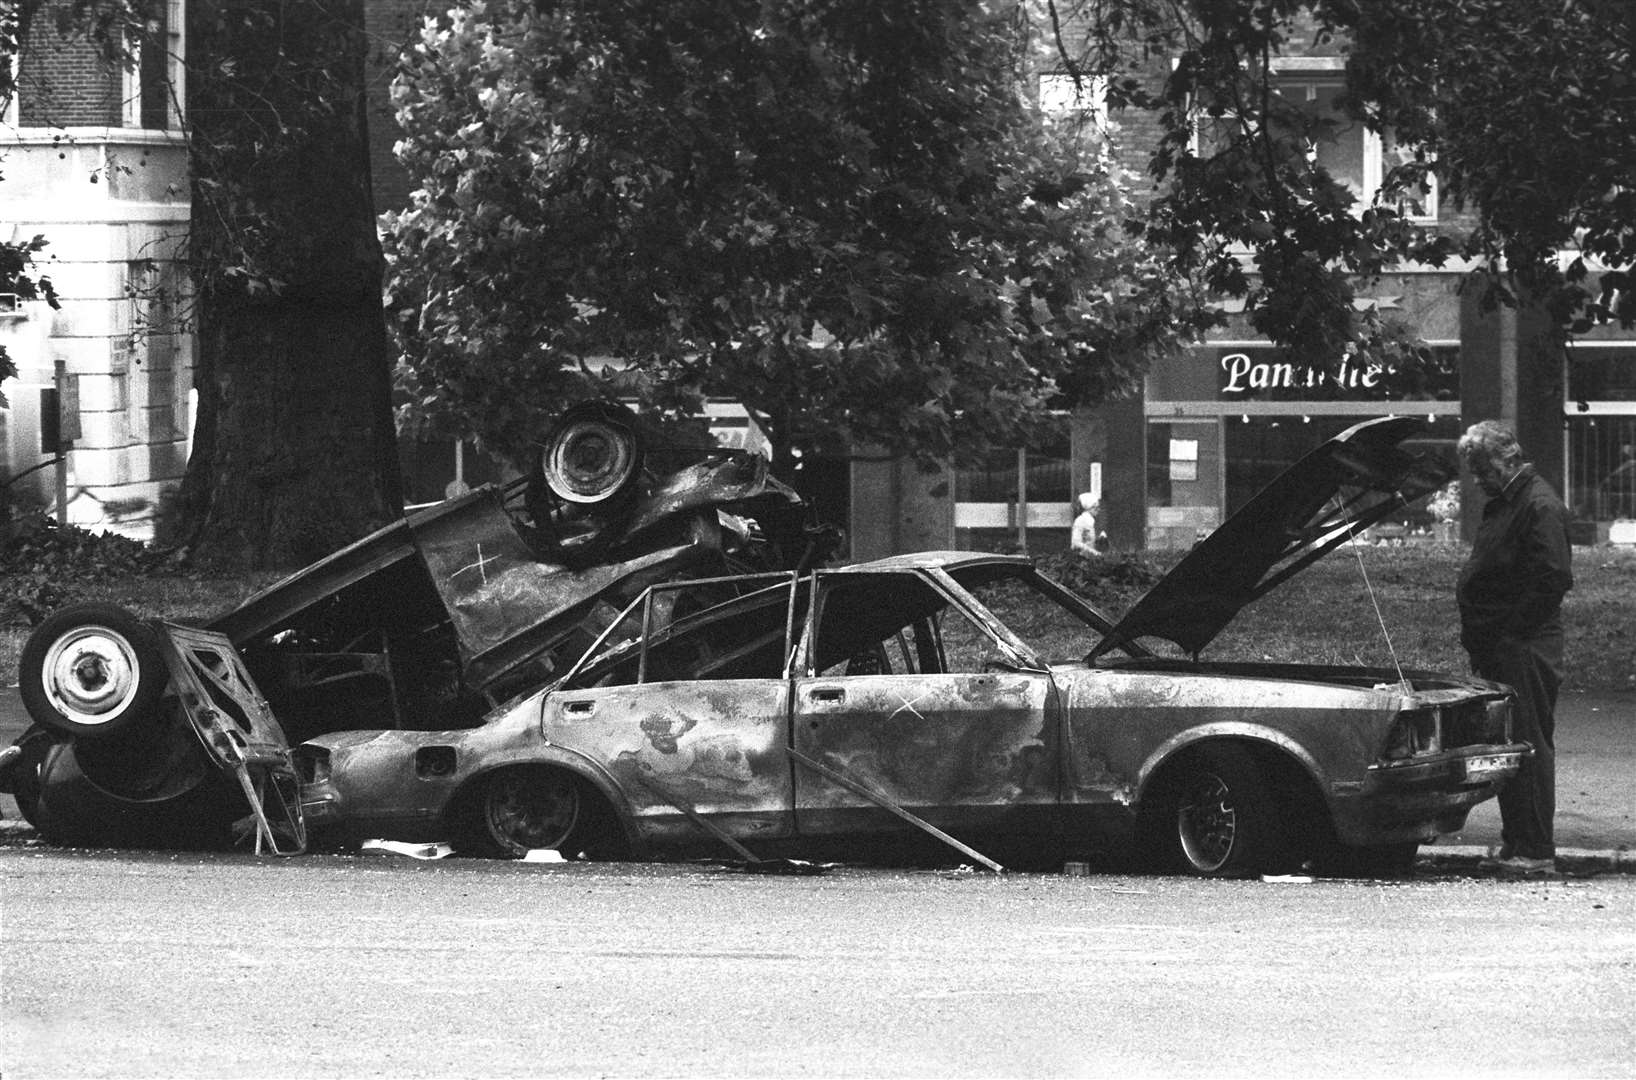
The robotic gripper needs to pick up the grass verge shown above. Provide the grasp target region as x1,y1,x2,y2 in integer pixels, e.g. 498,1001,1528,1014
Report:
4,534,1633,694
1042,544,1635,694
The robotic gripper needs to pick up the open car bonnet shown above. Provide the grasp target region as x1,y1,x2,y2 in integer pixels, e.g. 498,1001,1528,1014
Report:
1089,416,1452,661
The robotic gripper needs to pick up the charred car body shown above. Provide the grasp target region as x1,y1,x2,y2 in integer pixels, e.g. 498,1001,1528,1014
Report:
2,415,1526,876
2,404,829,853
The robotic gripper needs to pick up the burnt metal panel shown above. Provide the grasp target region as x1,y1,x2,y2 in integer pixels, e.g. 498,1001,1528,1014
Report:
790,672,1058,832
1092,416,1452,661
545,679,796,836
1056,666,1383,809
157,624,305,854
207,495,485,643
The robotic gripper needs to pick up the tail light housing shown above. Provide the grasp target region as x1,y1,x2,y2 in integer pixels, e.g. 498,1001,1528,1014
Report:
1382,707,1441,760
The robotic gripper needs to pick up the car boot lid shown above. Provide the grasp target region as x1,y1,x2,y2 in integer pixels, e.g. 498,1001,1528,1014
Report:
1090,416,1451,661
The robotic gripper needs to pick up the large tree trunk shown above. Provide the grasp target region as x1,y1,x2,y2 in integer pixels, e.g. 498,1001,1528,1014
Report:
185,292,401,568
181,0,401,569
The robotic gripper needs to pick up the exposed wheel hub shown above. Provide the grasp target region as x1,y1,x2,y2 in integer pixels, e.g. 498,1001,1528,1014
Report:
1177,773,1237,873
46,629,139,723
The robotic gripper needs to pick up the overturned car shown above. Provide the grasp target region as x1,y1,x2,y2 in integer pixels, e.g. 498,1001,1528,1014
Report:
2,404,830,853
2,415,1526,876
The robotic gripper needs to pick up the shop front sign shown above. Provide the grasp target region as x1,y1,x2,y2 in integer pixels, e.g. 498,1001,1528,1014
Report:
1215,346,1459,403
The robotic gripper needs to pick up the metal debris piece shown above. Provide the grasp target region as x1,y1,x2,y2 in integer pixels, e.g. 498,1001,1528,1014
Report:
359,839,454,860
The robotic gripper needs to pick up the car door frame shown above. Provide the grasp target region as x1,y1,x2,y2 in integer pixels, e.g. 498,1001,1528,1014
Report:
546,572,805,846
787,567,1064,845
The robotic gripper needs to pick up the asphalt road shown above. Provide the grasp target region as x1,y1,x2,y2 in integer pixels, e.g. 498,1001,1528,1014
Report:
3,850,1632,1079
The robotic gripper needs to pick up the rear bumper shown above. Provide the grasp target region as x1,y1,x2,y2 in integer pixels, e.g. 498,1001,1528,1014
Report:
1331,743,1530,845
1368,743,1530,791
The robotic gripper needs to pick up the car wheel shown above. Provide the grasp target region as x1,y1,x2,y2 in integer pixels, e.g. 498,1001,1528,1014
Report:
1152,744,1287,878
476,768,583,858
19,603,169,740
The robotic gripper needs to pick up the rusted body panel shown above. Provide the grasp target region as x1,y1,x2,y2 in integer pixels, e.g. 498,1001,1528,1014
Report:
790,671,1058,838
547,678,794,840
303,678,798,849
297,552,1523,868
300,696,564,837
1055,661,1522,847
1058,668,1389,806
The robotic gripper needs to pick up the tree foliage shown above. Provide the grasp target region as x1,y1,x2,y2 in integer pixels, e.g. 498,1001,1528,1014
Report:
1044,0,1636,363
383,0,1212,469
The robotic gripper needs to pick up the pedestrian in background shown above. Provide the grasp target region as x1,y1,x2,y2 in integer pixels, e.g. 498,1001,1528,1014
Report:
1456,421,1574,873
1070,494,1103,555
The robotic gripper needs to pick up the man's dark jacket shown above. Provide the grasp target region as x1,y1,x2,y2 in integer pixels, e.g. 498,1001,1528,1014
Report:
1457,464,1574,648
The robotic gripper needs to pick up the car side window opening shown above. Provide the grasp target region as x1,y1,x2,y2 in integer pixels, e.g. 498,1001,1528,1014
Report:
809,574,1014,677
821,619,940,677
563,577,801,689
945,564,1138,665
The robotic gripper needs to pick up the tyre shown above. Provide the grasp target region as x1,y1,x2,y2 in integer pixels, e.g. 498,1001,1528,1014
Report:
1147,744,1289,878
472,768,584,858
20,603,169,740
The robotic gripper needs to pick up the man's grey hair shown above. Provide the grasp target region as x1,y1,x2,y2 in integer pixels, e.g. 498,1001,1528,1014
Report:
1458,420,1526,468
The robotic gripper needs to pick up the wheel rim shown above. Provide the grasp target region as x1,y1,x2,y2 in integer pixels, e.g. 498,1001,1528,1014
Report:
42,625,142,726
1176,770,1237,873
485,772,581,854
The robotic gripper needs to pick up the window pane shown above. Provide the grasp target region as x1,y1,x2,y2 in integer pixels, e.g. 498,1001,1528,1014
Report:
1568,417,1636,521
1381,131,1436,219
1307,83,1365,200
1568,347,1636,401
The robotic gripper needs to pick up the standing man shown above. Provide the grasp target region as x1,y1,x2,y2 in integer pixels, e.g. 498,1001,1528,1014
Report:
1456,421,1574,873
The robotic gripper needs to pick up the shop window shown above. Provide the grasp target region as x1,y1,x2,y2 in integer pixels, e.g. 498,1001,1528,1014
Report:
1566,346,1636,527
1222,414,1459,530
1569,416,1636,523
1568,346,1636,402
1144,419,1222,548
954,427,1074,552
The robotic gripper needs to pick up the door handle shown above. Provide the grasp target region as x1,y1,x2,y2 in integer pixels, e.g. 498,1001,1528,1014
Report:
562,700,596,716
810,687,845,704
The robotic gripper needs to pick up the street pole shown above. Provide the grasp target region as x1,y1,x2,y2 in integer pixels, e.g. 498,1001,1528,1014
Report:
53,360,71,526
1015,447,1028,551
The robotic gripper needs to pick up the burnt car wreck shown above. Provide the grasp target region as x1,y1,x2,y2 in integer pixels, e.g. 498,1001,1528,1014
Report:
1,414,1526,877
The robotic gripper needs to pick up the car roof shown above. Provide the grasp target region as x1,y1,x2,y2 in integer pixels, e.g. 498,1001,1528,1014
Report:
838,551,1034,573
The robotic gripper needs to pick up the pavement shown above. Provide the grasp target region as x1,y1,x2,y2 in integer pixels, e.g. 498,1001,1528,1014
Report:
1,685,1631,873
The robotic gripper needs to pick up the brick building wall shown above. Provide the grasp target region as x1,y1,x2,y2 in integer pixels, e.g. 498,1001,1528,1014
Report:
16,18,123,127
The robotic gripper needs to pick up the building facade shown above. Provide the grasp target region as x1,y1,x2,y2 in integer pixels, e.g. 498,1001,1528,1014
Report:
1,4,191,537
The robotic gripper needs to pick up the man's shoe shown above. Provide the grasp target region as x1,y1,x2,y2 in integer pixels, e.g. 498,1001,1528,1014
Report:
1494,854,1555,874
